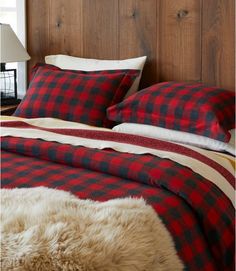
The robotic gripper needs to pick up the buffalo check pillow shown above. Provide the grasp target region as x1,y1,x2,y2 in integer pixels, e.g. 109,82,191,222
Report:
29,63,139,83
107,81,235,142
45,54,147,98
14,65,139,127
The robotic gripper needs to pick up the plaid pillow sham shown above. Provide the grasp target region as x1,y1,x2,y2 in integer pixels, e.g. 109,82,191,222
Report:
14,65,139,127
107,81,235,142
29,63,59,81
30,63,140,82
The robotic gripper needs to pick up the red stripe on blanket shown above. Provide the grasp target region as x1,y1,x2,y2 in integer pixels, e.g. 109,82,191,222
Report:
1,120,235,188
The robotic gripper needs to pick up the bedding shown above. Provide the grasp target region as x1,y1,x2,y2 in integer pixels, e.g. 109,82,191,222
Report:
45,54,147,98
107,81,235,142
113,123,236,155
14,65,139,127
29,62,140,85
1,116,235,271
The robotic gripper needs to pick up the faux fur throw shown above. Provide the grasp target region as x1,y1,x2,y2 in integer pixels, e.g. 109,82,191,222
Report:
1,187,183,271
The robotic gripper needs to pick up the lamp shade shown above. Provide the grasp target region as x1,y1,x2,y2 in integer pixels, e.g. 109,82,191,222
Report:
0,23,30,63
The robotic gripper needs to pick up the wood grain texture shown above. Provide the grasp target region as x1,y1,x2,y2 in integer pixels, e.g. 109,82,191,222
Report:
119,0,158,88
26,0,235,91
202,0,235,90
159,0,201,82
49,0,83,57
82,0,119,59
26,0,50,74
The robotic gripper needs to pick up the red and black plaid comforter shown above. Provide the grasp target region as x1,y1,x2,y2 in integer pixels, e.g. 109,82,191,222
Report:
1,125,235,271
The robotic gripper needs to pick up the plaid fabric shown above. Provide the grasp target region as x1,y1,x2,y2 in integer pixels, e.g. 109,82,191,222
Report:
14,65,139,127
107,81,235,142
30,63,140,83
1,120,234,188
30,63,59,81
1,135,234,271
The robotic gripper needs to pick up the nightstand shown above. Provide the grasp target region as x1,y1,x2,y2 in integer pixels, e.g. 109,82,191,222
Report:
0,104,19,116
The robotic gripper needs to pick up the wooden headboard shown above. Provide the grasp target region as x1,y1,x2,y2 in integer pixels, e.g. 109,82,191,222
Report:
27,0,235,91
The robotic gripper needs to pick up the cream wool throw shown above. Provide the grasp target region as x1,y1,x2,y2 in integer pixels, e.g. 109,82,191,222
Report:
1,187,183,271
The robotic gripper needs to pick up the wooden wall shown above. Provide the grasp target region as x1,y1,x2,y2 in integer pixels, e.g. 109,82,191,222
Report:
27,0,235,91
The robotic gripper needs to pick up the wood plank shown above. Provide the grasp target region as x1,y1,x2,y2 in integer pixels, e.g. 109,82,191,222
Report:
202,0,235,90
49,0,83,57
159,0,201,82
119,0,158,88
82,0,119,59
26,0,235,90
26,0,50,76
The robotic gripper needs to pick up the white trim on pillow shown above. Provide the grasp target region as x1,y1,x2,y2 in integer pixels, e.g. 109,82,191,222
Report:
45,54,147,98
112,123,235,156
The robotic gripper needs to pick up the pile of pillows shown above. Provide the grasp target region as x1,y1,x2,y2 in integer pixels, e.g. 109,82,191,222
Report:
14,54,235,154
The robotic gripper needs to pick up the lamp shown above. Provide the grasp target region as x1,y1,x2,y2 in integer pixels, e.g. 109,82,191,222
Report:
0,23,30,105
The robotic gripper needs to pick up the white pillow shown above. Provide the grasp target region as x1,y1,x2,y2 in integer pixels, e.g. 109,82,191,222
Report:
112,123,235,156
45,54,147,98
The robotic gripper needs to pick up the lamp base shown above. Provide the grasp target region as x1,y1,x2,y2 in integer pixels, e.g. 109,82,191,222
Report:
1,98,21,106
0,63,6,71
0,63,6,72
0,66,18,103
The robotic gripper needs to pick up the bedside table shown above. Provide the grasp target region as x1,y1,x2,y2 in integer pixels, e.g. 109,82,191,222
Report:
0,104,19,116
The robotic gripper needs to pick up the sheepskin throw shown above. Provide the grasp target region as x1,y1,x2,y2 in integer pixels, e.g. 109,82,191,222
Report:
1,187,183,271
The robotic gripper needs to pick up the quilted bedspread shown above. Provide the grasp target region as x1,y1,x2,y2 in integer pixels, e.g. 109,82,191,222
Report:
1,117,235,271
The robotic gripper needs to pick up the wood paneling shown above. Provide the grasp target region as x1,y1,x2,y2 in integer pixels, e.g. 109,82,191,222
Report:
202,0,235,90
119,0,158,88
26,0,83,75
49,0,83,56
83,0,119,59
27,0,50,72
159,0,201,82
26,0,235,91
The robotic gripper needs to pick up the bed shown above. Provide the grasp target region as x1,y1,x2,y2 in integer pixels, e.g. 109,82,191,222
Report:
1,58,235,270
1,1,236,268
